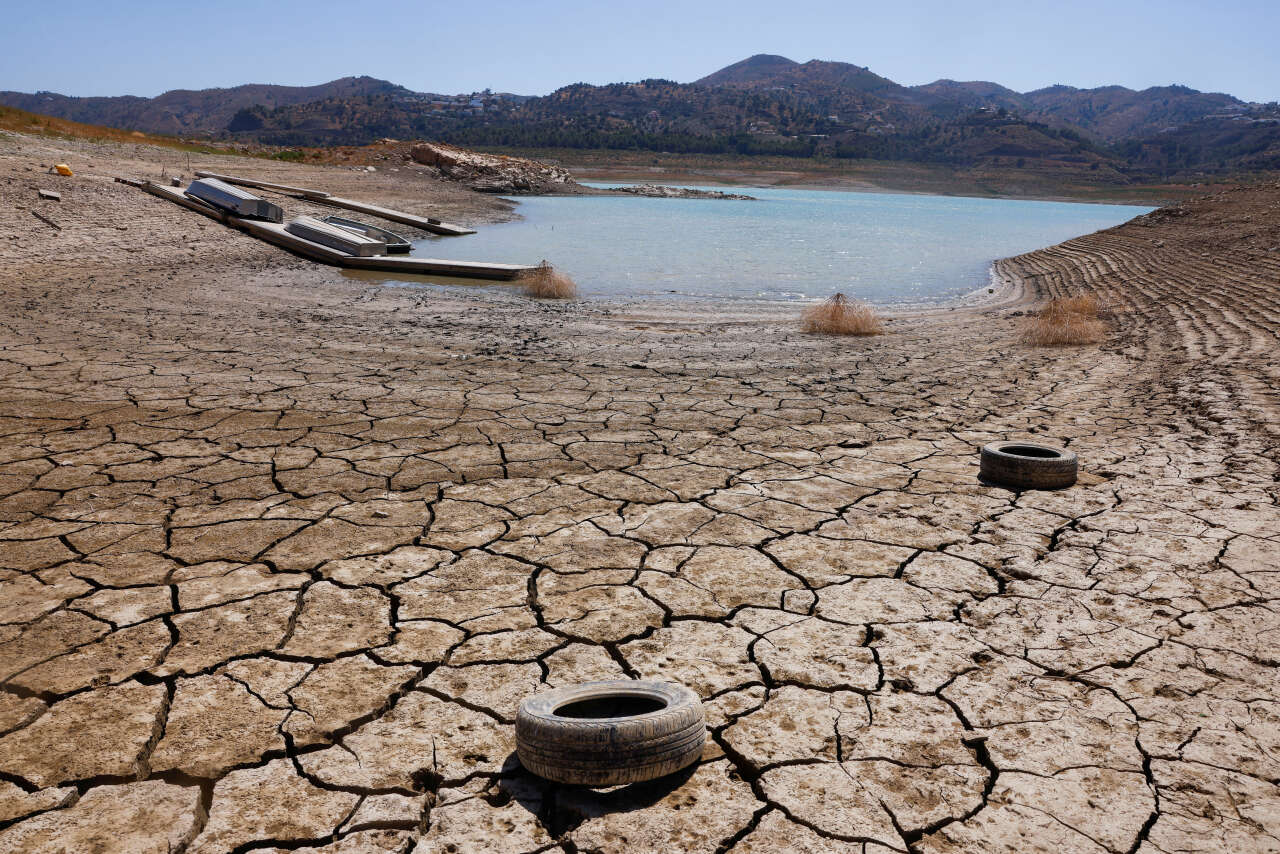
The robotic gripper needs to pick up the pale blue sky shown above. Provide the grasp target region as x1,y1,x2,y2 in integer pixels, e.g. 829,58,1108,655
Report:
2,0,1276,102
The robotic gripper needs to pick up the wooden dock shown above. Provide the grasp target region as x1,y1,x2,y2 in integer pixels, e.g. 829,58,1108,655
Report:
134,181,530,281
193,170,476,236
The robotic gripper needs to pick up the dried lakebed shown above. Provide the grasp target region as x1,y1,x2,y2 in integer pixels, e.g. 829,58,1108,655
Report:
0,136,1277,853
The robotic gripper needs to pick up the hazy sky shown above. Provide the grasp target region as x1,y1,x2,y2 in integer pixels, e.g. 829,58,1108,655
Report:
2,0,1277,102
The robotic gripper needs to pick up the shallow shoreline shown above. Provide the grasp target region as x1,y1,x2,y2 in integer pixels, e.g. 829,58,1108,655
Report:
1,133,1276,853
576,171,1166,206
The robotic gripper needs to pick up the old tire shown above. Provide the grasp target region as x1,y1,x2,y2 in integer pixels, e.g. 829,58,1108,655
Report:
516,680,705,786
980,441,1078,489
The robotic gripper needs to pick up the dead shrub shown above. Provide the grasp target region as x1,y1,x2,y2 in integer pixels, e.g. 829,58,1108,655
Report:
802,293,884,336
1022,293,1106,346
521,262,578,299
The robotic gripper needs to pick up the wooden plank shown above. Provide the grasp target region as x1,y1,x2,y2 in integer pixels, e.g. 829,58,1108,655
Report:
37,189,61,201
31,210,61,230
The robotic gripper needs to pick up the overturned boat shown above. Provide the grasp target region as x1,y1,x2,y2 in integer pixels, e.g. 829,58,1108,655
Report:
284,215,386,257
321,215,412,253
184,177,283,222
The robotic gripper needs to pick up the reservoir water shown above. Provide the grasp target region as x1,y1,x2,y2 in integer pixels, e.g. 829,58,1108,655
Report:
410,185,1152,304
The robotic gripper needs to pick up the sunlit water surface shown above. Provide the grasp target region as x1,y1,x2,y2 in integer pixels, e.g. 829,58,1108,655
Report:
405,185,1151,304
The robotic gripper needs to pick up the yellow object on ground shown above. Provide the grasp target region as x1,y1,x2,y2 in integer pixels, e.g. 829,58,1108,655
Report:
54,164,73,176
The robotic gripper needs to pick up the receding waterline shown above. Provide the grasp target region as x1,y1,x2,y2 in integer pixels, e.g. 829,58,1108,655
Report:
405,185,1152,304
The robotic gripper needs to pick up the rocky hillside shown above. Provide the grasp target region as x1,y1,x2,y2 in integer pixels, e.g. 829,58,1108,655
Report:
0,76,420,137
1017,84,1246,142
4,56,1277,180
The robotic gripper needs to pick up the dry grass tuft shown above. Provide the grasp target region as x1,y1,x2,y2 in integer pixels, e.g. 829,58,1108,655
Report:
521,262,578,299
1022,293,1106,346
802,293,884,336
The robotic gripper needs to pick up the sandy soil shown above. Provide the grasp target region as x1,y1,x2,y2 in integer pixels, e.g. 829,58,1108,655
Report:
0,132,1277,854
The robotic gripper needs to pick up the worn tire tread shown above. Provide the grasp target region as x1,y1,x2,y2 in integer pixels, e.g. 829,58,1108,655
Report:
980,441,1078,490
516,680,706,786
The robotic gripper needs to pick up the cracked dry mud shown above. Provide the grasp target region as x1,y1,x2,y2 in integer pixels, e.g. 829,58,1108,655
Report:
1,134,1279,853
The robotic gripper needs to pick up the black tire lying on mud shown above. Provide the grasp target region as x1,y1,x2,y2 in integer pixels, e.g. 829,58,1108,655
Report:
516,680,706,786
980,441,1078,490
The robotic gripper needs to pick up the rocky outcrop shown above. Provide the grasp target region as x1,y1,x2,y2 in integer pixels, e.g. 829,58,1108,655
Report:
604,184,756,200
409,142,578,194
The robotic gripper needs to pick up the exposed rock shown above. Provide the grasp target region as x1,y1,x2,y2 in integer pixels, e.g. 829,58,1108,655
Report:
605,183,756,200
410,142,579,194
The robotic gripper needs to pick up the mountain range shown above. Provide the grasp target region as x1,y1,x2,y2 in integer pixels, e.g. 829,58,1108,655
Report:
4,55,1277,180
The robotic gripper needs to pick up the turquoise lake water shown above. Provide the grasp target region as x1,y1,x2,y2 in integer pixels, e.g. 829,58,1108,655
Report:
410,186,1152,304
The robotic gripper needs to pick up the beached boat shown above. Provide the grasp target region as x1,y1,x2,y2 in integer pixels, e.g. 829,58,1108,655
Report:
320,215,412,253
284,215,387,257
184,178,283,222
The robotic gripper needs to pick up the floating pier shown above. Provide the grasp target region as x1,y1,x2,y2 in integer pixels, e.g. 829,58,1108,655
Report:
192,170,476,236
126,179,531,281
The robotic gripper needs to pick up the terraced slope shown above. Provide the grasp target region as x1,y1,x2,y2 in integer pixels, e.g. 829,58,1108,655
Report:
998,182,1280,441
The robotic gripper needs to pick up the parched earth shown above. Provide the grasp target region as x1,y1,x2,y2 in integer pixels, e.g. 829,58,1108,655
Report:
0,134,1278,853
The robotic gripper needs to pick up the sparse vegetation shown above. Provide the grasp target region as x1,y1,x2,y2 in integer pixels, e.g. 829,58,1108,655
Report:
802,293,884,336
521,262,578,299
1022,293,1106,346
0,104,305,162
